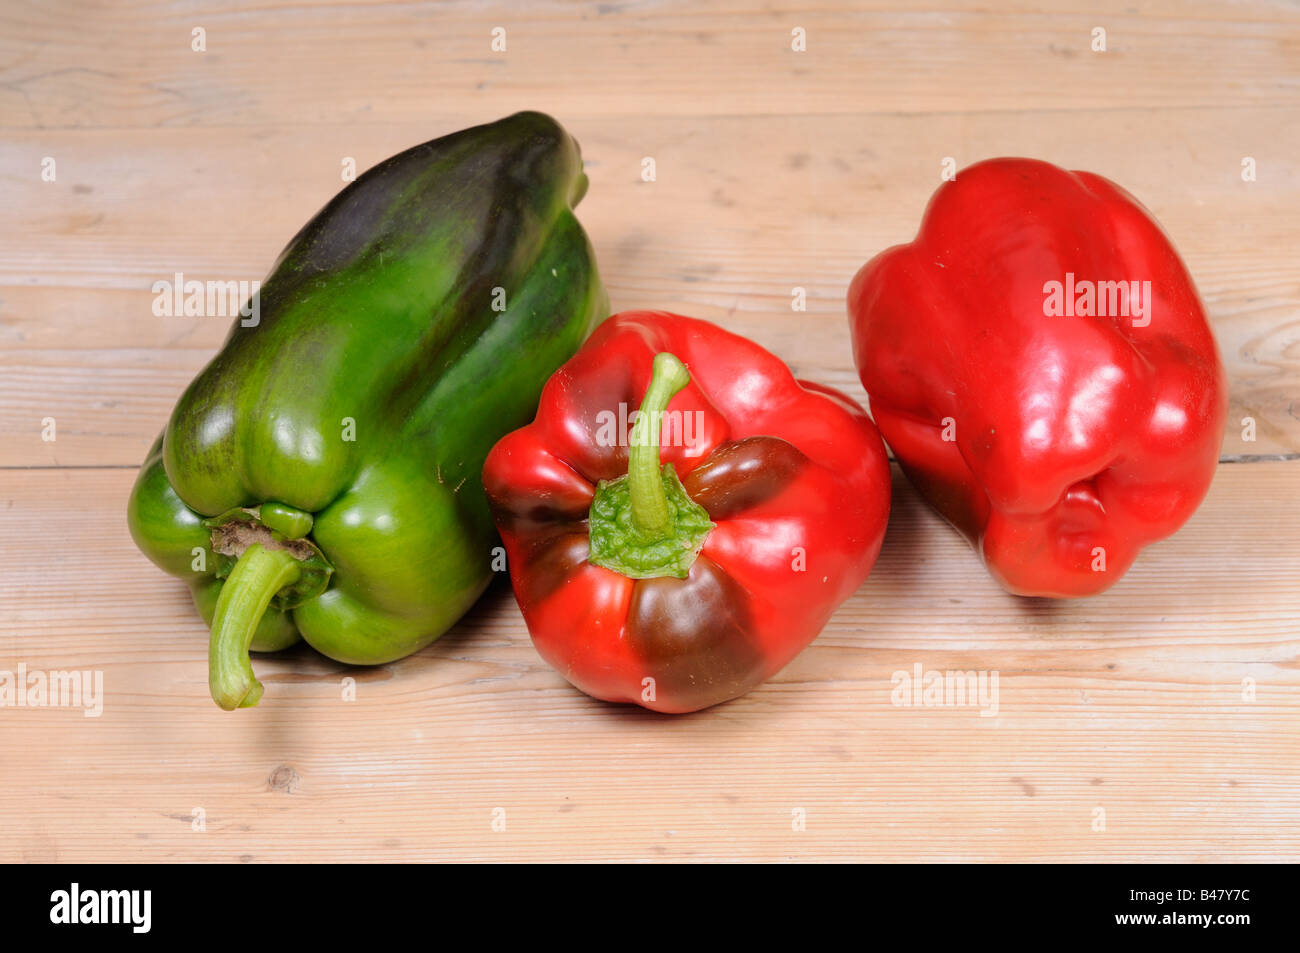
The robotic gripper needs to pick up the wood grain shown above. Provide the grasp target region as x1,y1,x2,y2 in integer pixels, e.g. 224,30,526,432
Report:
3,1,1298,128
1,463,1296,862
0,0,1297,862
4,109,1298,464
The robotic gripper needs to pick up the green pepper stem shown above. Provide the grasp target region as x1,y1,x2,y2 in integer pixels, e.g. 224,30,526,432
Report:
627,352,692,540
209,543,302,711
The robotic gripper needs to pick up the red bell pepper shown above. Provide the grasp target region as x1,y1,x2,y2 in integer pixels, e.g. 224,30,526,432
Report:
483,312,891,712
848,157,1227,597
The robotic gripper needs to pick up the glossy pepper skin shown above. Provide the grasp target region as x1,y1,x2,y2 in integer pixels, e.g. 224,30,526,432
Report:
127,112,607,709
849,157,1227,597
483,312,892,713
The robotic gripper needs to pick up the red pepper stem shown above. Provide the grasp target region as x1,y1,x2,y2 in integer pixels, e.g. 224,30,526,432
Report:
627,352,692,539
208,543,302,710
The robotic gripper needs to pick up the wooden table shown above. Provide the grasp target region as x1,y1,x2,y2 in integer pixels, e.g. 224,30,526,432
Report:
2,0,1297,862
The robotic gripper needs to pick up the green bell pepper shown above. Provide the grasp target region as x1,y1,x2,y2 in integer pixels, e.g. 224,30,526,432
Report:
127,112,607,710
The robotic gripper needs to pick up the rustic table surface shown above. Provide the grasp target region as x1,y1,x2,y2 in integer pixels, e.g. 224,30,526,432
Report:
2,0,1297,863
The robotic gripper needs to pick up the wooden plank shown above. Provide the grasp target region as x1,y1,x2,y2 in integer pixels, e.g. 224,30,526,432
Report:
3,108,1297,464
2,1,1297,130
0,463,1296,862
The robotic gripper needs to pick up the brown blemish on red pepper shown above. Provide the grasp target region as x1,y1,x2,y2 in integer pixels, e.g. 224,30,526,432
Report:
681,436,808,520
518,526,591,607
490,491,592,529
626,555,765,710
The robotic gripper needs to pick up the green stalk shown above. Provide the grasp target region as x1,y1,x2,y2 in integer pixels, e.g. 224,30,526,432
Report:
586,352,714,579
627,352,692,540
209,543,302,710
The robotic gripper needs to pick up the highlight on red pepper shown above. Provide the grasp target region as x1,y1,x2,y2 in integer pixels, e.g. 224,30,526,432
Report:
848,157,1227,598
483,312,892,713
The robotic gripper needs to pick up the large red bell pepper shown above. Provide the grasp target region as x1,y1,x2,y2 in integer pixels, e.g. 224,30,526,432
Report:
483,312,891,712
849,157,1227,597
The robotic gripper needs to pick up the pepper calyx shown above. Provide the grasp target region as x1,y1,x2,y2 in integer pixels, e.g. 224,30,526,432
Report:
586,351,714,579
203,505,332,609
588,464,714,578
